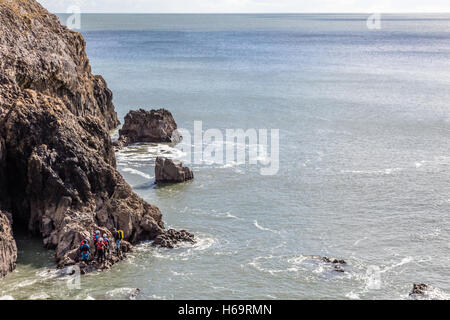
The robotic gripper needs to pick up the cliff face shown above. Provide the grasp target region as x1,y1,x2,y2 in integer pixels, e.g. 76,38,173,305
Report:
0,0,119,130
0,0,165,275
0,210,17,278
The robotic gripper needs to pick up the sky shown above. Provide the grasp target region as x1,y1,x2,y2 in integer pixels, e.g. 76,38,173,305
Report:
39,0,450,13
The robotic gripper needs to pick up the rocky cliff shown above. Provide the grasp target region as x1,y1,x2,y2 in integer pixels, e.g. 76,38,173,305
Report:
0,210,17,278
0,0,182,277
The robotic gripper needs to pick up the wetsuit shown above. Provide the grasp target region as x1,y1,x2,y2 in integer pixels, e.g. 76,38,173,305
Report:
114,230,124,257
96,241,105,263
80,242,90,262
93,234,100,257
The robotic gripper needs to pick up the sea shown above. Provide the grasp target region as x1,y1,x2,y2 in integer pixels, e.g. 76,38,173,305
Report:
1,13,450,300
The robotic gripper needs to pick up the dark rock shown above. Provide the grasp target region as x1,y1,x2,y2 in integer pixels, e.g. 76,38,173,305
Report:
116,108,180,147
155,156,194,183
0,210,17,278
130,288,142,300
153,229,196,248
321,257,346,265
410,283,429,296
0,0,192,277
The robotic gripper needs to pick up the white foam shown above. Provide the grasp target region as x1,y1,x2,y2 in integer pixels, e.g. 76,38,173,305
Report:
340,168,403,175
345,292,361,300
29,292,50,300
15,279,38,288
116,143,186,166
0,295,14,300
380,257,413,273
353,237,368,246
121,167,152,179
105,287,140,299
253,220,279,234
287,255,308,265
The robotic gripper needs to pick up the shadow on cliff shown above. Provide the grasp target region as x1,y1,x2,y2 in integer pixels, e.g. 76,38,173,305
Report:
12,228,55,270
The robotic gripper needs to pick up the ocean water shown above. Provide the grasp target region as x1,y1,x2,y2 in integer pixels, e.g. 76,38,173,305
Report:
2,14,450,300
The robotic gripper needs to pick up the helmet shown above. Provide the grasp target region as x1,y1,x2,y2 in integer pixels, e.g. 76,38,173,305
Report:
95,230,100,234
103,233,107,238
85,238,89,243
99,238,103,242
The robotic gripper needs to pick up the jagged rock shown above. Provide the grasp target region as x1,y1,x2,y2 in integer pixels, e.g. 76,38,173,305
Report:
0,0,193,277
306,255,347,266
410,283,429,296
153,229,195,248
155,157,194,183
321,257,347,264
130,288,142,300
115,108,180,147
0,210,17,278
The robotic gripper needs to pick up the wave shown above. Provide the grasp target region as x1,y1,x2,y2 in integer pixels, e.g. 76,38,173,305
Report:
340,168,403,175
29,292,51,300
116,143,186,167
105,287,142,300
253,220,280,234
121,167,152,179
130,233,217,263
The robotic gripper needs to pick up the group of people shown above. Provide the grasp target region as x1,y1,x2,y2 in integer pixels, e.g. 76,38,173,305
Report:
79,228,125,263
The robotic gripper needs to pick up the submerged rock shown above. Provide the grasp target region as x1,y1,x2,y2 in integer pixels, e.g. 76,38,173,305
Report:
129,288,142,300
155,156,194,183
115,108,180,147
322,257,347,265
0,0,193,277
410,283,429,296
153,229,196,248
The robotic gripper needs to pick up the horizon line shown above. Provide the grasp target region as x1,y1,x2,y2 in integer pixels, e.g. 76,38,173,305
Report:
53,12,450,14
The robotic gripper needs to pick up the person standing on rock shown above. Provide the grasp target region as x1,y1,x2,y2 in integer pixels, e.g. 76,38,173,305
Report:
112,228,124,258
103,233,110,258
96,237,106,263
93,230,100,258
80,238,91,263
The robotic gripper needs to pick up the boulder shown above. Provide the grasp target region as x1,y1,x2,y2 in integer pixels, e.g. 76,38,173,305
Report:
153,229,196,248
116,108,180,147
410,283,429,296
155,157,194,183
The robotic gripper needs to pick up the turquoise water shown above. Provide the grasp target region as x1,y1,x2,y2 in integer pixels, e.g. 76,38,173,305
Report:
2,14,450,299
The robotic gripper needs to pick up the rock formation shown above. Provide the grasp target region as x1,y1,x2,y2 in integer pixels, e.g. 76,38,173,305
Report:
155,156,194,183
0,0,193,277
321,257,346,265
320,256,346,273
115,108,180,147
153,229,195,248
410,283,429,296
0,210,17,278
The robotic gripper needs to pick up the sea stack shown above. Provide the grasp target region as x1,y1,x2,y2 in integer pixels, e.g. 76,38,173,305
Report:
155,156,194,183
115,108,181,147
0,0,191,277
